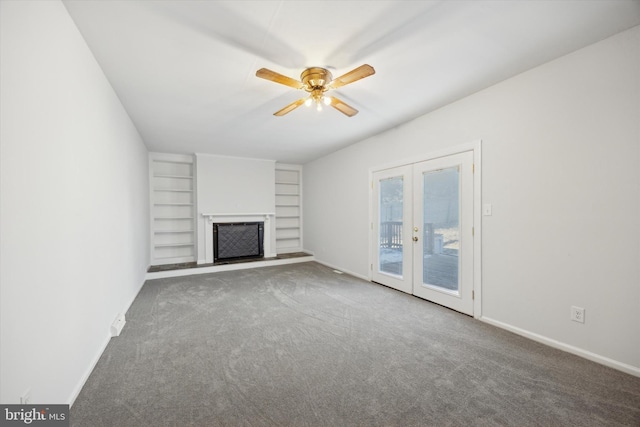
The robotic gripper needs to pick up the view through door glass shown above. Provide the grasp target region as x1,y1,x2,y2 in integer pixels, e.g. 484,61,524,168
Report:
422,167,459,293
379,176,403,276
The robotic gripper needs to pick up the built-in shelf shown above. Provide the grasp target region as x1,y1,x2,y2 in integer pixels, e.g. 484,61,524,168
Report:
150,153,196,265
275,164,302,254
154,242,194,248
154,254,193,260
153,174,193,179
154,216,194,220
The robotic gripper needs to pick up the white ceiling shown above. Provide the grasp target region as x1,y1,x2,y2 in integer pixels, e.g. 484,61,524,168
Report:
62,0,640,164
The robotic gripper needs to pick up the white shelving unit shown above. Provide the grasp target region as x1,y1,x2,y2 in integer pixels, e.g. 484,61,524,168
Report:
149,153,196,265
275,164,302,253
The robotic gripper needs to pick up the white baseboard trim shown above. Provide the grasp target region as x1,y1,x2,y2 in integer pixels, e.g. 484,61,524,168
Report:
67,333,110,406
68,274,147,406
480,316,640,378
146,255,315,280
313,259,369,282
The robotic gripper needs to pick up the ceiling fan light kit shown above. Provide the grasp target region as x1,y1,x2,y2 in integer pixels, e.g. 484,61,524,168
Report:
256,64,375,117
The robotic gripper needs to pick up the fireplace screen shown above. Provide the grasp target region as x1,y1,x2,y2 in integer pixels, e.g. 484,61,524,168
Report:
213,222,264,262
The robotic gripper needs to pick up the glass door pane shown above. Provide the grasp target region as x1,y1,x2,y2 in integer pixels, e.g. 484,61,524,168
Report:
379,176,404,276
371,165,412,294
422,167,460,292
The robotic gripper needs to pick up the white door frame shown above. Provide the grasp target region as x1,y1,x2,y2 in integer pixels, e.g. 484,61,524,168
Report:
369,140,482,318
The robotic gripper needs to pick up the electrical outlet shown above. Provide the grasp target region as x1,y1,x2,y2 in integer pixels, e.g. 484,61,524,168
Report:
20,389,31,405
111,313,126,337
571,306,585,323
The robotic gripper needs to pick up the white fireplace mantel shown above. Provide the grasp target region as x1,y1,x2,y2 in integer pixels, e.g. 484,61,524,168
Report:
201,213,276,263
202,212,275,224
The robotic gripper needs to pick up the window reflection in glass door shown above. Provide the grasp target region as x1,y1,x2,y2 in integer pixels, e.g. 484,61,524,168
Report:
379,176,404,277
422,167,460,292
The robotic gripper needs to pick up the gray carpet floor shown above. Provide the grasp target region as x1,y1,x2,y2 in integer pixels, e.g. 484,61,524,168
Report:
71,262,640,426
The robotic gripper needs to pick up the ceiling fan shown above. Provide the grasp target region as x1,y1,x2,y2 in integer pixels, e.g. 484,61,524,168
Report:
256,64,375,117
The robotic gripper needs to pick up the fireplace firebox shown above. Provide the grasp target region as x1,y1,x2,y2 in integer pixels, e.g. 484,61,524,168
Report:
213,222,264,262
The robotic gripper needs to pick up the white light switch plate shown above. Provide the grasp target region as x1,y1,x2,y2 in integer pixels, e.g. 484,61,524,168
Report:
483,204,492,216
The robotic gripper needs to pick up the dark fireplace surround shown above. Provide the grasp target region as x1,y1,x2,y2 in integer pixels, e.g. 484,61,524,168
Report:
213,222,264,262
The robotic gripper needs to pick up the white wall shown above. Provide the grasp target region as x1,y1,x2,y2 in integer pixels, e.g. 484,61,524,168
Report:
304,26,640,373
0,0,149,404
195,154,276,261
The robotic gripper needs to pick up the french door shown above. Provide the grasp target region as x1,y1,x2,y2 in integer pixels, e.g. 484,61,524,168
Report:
372,151,475,316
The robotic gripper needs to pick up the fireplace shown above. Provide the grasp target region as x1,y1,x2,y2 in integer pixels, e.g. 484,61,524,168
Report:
213,222,264,262
201,213,275,264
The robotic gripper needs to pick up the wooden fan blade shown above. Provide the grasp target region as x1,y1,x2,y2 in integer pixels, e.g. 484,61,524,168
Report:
274,98,307,116
329,64,375,89
256,68,304,89
329,96,359,117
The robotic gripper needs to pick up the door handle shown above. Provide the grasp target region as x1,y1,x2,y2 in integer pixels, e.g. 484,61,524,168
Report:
413,236,418,242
